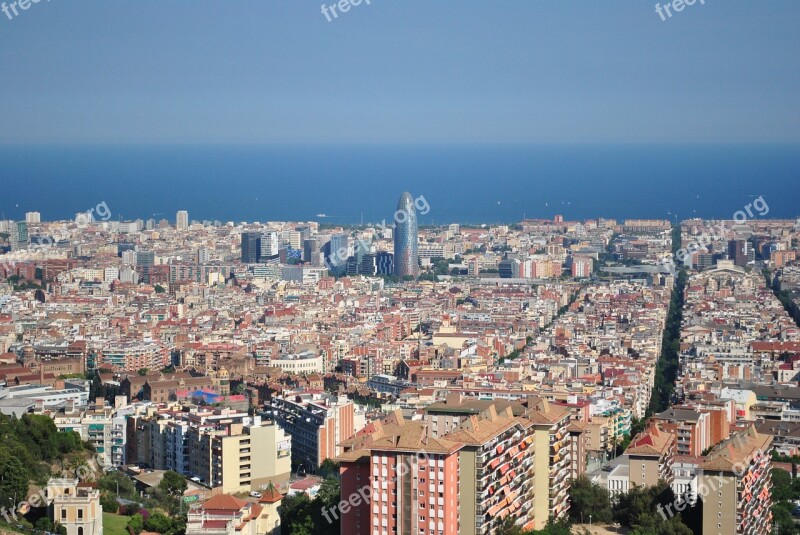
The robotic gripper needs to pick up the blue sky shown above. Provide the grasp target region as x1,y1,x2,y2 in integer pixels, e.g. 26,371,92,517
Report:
0,0,798,144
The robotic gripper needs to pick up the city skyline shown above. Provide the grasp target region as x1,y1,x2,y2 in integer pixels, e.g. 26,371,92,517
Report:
0,2,797,535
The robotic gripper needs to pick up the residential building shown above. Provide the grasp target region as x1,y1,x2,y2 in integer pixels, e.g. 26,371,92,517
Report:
443,404,537,534
270,393,359,470
185,489,282,535
652,407,710,457
699,426,773,535
176,210,189,231
337,411,462,535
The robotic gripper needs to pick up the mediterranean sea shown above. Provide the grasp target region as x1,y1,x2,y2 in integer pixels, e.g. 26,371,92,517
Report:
1,144,798,225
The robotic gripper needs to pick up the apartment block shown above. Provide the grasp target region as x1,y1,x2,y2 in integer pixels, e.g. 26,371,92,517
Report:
526,397,571,528
270,392,359,470
208,417,291,493
700,426,773,535
127,407,291,494
652,407,710,457
444,405,537,534
593,424,675,498
338,411,463,535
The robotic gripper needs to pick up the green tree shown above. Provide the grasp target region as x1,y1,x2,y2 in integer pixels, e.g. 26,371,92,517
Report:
495,516,525,535
145,512,173,534
614,482,693,535
279,494,311,535
318,459,340,480
137,368,149,376
289,515,315,535
772,501,797,535
99,470,137,499
128,513,144,535
770,468,800,502
100,492,119,513
316,477,340,510
158,470,187,495
0,456,29,506
568,476,613,524
35,517,54,532
154,284,166,293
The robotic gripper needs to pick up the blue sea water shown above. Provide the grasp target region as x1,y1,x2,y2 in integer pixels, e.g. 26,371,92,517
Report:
0,144,798,225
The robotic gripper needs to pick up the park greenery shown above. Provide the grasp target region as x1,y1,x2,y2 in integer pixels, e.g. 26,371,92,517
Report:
770,467,800,535
564,478,694,535
98,469,187,535
647,268,686,416
0,413,86,494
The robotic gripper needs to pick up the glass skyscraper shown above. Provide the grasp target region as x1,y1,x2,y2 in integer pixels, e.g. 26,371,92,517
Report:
393,192,418,277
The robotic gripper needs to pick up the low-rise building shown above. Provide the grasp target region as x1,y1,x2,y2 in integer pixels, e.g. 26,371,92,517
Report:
46,478,103,535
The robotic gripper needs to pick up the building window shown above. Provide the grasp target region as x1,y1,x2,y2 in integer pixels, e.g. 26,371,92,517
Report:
61,510,66,520
78,509,83,520
78,528,83,535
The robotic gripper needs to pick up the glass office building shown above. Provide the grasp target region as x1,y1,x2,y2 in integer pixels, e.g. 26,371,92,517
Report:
393,192,418,277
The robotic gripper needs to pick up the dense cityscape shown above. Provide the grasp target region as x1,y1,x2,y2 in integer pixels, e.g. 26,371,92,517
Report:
0,192,799,535
2,1,799,534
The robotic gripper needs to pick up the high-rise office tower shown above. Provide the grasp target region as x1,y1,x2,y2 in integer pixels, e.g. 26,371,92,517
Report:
176,210,189,230
136,250,156,284
728,239,753,267
260,231,280,260
361,252,395,276
241,232,261,264
393,192,418,277
10,221,28,251
25,212,41,224
325,233,348,276
136,251,155,267
303,239,319,266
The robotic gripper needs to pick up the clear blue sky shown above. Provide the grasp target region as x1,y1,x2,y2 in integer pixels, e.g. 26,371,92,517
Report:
0,0,798,144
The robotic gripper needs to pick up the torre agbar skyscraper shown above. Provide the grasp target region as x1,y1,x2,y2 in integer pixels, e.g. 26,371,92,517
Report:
393,192,419,277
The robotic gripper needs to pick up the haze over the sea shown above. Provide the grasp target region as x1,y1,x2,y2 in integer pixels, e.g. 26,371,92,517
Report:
1,144,798,225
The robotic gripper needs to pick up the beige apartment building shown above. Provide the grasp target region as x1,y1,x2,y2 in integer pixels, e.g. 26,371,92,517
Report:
626,424,676,489
208,417,292,493
700,426,773,535
129,408,292,494
527,397,572,529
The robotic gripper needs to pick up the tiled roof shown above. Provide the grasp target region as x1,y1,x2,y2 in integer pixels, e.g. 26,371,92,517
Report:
702,425,772,472
626,425,674,457
202,494,248,511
